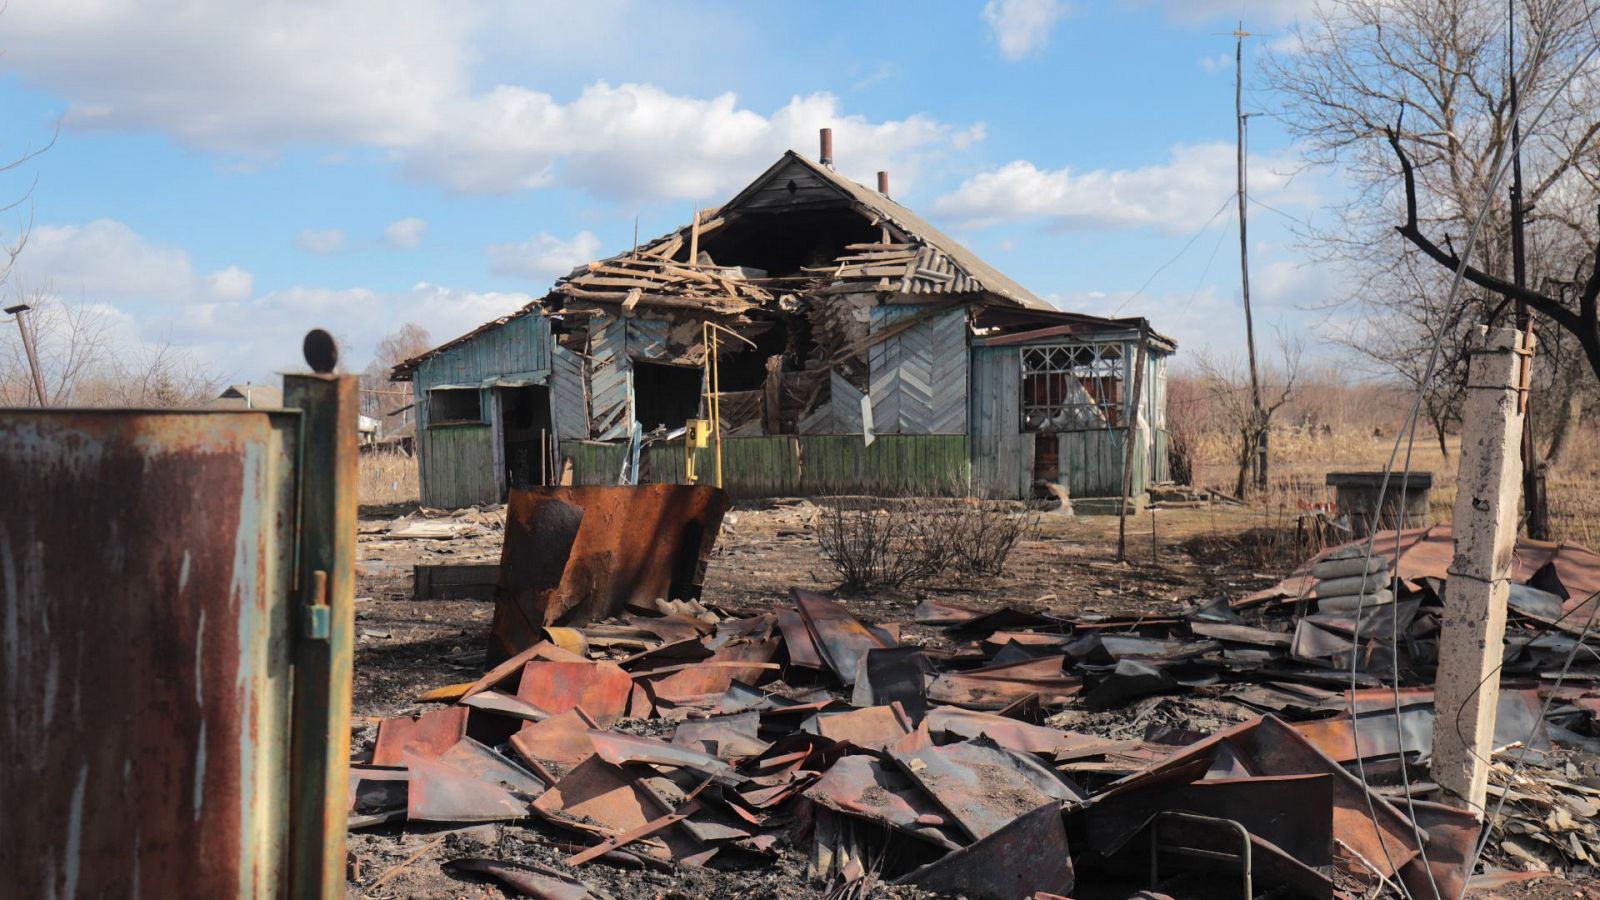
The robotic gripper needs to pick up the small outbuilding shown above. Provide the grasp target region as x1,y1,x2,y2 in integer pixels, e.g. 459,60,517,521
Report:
394,132,1175,509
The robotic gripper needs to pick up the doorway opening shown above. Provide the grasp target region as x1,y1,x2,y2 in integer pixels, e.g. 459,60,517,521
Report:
499,385,553,493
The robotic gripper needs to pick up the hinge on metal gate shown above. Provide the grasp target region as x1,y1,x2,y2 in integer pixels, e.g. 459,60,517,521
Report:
304,569,331,640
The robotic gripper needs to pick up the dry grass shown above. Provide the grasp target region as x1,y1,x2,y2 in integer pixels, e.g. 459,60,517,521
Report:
1188,412,1600,546
359,451,419,506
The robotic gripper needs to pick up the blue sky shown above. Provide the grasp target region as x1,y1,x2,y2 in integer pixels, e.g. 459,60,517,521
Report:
0,0,1334,384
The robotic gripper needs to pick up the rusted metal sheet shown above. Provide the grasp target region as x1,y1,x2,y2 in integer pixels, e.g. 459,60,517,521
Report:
3,375,356,898
671,712,770,759
804,704,914,750
892,739,1083,841
404,749,531,823
895,802,1074,900
532,757,705,861
371,706,472,766
927,656,1082,709
1100,715,1420,879
510,709,601,780
491,485,729,656
587,731,731,775
803,755,964,849
641,637,779,702
792,589,894,686
517,659,636,726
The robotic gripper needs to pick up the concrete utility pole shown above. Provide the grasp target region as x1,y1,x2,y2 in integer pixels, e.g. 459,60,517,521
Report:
5,302,47,407
1234,27,1266,492
1116,323,1150,563
1432,325,1535,814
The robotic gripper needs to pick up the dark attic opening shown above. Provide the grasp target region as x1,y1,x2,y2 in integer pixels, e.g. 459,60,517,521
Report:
711,322,791,392
632,360,704,432
695,207,879,275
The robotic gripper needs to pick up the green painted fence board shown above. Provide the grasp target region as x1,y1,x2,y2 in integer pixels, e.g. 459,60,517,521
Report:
560,434,969,498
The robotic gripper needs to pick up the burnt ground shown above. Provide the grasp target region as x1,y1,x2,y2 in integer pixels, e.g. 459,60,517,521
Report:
344,501,1598,899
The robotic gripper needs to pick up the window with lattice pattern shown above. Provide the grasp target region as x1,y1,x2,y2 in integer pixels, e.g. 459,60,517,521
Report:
1020,343,1123,431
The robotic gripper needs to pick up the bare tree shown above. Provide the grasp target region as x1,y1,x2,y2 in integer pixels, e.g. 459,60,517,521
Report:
1195,339,1303,497
360,322,432,422
1266,0,1600,460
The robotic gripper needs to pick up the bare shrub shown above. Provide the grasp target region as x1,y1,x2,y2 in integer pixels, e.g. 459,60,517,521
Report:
815,498,944,591
944,499,1039,576
815,497,1037,590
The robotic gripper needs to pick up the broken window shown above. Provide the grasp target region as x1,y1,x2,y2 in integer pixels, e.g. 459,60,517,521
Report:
429,387,483,425
1021,342,1123,432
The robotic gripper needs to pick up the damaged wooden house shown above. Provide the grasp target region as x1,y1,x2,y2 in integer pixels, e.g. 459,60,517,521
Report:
393,130,1176,508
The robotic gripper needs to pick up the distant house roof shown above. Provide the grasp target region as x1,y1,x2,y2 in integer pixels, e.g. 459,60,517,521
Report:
207,384,283,409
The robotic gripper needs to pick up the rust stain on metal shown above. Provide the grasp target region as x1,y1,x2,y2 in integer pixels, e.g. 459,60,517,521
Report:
491,484,729,657
791,589,893,686
371,706,471,766
1,411,297,897
516,659,635,726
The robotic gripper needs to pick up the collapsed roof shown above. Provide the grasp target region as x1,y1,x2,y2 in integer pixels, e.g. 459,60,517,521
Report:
395,148,1121,380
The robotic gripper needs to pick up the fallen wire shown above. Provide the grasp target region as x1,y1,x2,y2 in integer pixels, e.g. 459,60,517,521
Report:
1109,193,1235,317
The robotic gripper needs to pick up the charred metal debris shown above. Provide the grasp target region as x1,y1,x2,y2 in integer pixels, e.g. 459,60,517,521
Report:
353,507,1600,899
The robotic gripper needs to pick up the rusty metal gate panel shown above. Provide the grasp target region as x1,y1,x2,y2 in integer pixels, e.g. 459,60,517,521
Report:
1,369,357,898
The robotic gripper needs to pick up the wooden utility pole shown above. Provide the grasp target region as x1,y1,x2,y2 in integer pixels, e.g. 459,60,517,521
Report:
1432,325,1534,814
1116,323,1150,562
1235,27,1266,492
1507,0,1550,539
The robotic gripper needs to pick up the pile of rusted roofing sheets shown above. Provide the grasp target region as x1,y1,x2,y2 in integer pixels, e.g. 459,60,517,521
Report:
351,527,1600,898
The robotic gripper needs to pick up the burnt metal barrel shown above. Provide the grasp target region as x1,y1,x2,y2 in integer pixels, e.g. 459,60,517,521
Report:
0,370,357,898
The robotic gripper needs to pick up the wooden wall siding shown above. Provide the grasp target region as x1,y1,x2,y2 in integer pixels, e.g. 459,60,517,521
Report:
1056,429,1148,497
968,345,1031,499
415,313,550,389
625,317,671,360
560,435,968,498
831,370,866,434
587,317,632,440
797,369,867,436
420,424,498,508
868,306,968,435
549,344,589,443
741,157,848,211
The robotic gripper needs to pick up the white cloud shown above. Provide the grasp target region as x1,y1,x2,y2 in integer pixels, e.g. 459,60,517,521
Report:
932,143,1316,233
295,228,346,255
1198,52,1233,73
983,0,1070,60
24,219,195,298
204,265,255,301
0,1,471,153
487,231,605,281
403,85,982,200
0,2,983,201
21,219,254,304
175,283,535,380
384,217,427,249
